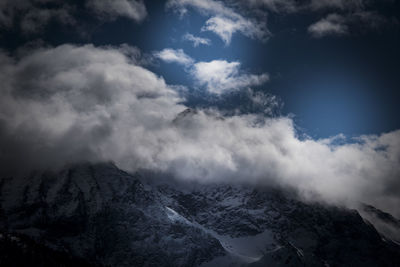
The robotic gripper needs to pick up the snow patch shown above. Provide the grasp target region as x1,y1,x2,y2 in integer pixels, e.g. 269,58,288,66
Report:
165,206,275,263
165,207,192,225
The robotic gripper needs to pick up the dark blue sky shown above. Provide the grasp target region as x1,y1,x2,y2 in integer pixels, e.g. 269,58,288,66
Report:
1,0,399,138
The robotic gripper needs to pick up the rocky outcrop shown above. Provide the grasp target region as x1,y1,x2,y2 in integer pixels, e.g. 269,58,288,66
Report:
0,163,399,266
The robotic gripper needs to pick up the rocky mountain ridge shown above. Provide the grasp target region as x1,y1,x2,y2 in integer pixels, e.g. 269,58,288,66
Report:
0,163,399,266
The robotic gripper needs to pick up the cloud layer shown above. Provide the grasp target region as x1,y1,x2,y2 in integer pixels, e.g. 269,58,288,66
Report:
1,44,400,219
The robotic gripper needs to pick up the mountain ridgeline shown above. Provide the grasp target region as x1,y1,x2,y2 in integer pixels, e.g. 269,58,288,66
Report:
0,163,399,266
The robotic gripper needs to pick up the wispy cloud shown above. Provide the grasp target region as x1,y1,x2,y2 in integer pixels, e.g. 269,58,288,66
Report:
308,13,348,38
154,48,269,94
242,0,394,38
245,0,298,13
182,33,211,47
86,0,147,22
308,11,388,38
166,0,269,45
244,0,367,13
154,48,194,66
309,0,366,11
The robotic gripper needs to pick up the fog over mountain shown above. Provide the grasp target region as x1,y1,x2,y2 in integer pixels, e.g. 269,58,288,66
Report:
0,0,400,266
1,44,399,218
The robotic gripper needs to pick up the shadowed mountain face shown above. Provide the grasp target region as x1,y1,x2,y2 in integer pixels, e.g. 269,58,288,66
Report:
0,163,399,266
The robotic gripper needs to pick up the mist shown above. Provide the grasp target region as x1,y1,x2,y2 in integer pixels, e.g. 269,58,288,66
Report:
1,44,399,218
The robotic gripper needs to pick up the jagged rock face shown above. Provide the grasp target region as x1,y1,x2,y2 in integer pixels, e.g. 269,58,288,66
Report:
0,163,225,267
158,184,400,266
0,163,400,266
0,231,92,267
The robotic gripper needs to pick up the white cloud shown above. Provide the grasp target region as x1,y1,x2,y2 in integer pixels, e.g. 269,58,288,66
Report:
202,16,240,45
166,0,269,45
154,48,269,94
154,48,194,66
183,33,211,47
308,13,348,38
0,44,185,176
1,43,400,221
191,60,269,94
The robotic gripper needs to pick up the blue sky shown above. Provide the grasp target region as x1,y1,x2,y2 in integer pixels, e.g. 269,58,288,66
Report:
1,0,399,138
95,0,400,138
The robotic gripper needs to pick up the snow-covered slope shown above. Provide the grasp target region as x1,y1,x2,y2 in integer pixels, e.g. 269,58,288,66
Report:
0,163,399,266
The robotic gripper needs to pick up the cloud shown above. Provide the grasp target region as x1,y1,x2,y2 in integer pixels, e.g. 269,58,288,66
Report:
154,48,194,66
182,33,211,47
86,0,147,22
308,11,388,38
0,0,147,34
243,0,366,13
245,0,298,13
1,43,400,222
0,44,185,176
241,0,394,38
0,0,75,34
166,0,394,42
308,14,348,38
191,60,269,94
154,48,269,94
167,0,242,18
166,0,269,45
309,0,365,11
201,16,241,45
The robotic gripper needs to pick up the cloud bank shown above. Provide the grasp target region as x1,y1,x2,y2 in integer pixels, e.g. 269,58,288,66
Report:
1,44,400,219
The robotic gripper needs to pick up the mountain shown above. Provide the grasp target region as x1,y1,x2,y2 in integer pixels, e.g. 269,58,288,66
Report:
0,163,399,266
360,204,400,245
